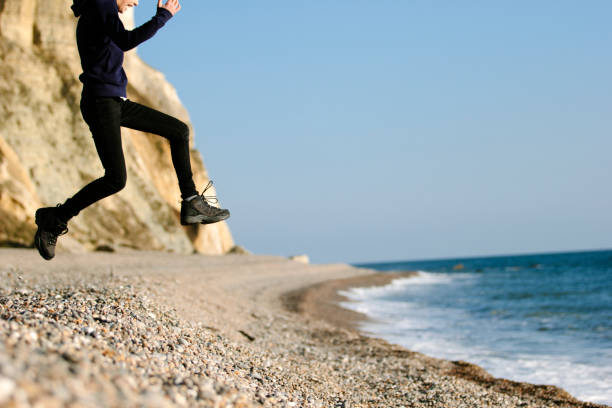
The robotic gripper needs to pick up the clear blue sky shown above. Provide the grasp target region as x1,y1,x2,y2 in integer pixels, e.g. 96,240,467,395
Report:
135,1,612,264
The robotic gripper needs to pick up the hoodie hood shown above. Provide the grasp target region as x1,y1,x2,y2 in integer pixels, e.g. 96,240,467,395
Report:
71,0,89,17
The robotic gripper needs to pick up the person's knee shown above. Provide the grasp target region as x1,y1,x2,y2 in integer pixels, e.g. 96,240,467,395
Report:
175,121,190,144
103,170,127,193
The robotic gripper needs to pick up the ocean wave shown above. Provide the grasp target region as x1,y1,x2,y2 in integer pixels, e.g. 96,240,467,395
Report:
353,251,612,405
351,309,612,405
339,274,612,405
339,271,475,301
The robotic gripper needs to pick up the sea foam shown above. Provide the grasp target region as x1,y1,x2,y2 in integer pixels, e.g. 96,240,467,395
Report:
340,264,612,405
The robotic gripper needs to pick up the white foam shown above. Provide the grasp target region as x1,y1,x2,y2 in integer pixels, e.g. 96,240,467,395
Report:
339,274,612,406
355,316,612,404
339,271,474,301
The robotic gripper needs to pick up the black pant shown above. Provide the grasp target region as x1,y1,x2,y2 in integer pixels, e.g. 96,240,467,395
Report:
59,96,198,221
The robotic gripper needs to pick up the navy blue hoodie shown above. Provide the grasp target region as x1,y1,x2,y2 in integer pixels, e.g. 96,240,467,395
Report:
72,0,172,98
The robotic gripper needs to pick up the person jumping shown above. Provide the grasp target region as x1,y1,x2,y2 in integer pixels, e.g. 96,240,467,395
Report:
34,0,230,260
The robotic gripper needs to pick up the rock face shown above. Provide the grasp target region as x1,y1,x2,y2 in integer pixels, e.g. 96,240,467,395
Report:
0,0,234,254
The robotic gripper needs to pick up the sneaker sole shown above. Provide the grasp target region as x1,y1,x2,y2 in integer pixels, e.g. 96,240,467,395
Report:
34,229,54,261
181,213,230,226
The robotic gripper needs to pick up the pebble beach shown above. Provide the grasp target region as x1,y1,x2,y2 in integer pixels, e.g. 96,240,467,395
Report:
0,249,605,407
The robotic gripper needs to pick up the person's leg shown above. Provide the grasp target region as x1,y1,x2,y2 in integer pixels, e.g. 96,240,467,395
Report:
58,97,128,221
119,99,198,200
119,99,229,225
36,97,128,260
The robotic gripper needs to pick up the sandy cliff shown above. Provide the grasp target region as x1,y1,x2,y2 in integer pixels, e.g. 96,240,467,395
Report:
0,0,234,254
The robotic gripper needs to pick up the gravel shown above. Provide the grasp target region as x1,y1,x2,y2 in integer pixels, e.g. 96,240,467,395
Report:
0,249,605,408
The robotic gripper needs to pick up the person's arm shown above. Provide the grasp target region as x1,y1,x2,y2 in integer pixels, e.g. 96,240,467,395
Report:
94,0,173,51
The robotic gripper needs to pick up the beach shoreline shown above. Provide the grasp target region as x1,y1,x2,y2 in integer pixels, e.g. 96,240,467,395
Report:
286,270,607,408
0,248,606,407
282,271,418,331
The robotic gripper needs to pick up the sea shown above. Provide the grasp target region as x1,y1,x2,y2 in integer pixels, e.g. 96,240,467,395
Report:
343,249,612,406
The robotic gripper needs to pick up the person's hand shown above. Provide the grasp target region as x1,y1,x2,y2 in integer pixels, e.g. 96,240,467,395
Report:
158,0,181,16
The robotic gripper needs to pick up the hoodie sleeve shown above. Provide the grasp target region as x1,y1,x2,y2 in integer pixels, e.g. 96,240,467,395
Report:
93,0,173,51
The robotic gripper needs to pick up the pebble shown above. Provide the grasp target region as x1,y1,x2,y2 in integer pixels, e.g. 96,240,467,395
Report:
0,376,16,404
0,265,594,408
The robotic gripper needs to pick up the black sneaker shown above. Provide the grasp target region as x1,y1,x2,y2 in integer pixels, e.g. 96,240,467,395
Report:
180,181,230,225
34,206,68,260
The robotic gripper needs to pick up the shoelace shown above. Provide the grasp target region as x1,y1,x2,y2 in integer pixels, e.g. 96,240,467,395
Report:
199,180,219,205
48,225,68,245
